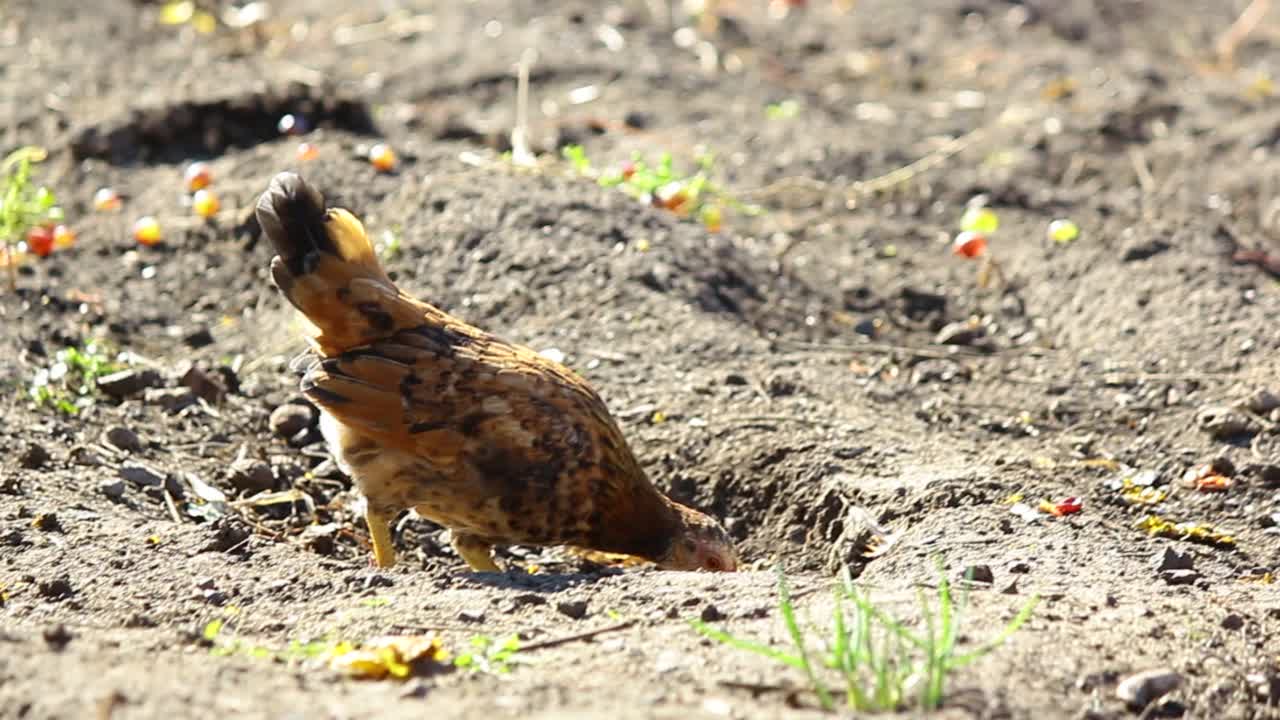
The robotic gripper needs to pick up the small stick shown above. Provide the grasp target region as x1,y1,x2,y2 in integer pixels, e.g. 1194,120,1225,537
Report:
162,488,183,525
1217,0,1270,67
519,619,637,652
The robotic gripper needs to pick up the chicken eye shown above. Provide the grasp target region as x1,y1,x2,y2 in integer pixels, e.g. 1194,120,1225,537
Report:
704,556,723,571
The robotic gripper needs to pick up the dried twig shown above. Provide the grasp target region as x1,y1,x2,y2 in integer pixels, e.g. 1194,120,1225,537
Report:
1217,0,1271,67
518,619,637,652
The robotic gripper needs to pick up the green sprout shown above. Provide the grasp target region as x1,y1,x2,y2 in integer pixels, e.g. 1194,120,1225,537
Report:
692,563,1038,712
561,145,761,233
453,634,523,674
765,99,801,120
29,342,126,415
1,146,62,291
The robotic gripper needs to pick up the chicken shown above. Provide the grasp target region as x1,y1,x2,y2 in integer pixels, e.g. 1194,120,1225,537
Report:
255,172,738,573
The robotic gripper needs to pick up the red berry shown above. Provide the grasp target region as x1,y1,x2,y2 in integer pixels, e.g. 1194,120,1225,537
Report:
184,162,213,192
27,225,54,257
952,231,987,259
621,163,635,181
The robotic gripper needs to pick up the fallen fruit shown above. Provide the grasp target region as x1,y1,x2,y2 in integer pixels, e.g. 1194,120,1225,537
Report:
961,206,999,234
1048,218,1079,243
1039,496,1083,516
183,162,213,192
952,231,987,258
93,187,122,212
53,225,76,249
134,216,162,246
369,144,397,172
296,142,319,161
26,225,54,257
700,205,722,232
278,114,308,136
192,189,220,218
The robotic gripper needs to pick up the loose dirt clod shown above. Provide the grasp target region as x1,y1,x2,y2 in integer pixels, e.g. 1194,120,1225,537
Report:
1116,668,1182,710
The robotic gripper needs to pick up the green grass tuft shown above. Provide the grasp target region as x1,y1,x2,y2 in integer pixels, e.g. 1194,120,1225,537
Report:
692,561,1038,712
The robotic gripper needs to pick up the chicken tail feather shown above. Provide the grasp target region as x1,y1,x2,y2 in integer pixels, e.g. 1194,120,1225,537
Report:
256,172,420,355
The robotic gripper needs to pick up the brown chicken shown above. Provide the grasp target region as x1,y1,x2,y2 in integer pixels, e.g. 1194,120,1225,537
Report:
255,172,738,573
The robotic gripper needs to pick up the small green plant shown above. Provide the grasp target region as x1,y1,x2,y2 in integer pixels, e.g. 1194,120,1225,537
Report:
765,99,801,120
202,614,339,663
29,342,126,415
692,563,1038,713
376,227,402,261
453,634,523,674
561,145,761,233
1,146,62,291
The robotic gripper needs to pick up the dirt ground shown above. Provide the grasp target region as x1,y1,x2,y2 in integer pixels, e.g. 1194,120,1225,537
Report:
2,0,1280,718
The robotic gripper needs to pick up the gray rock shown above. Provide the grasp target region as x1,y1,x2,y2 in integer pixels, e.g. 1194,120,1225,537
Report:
961,564,995,584
556,599,590,620
226,459,275,494
1197,405,1260,439
119,462,164,488
180,365,227,404
1160,569,1199,586
104,426,142,453
144,387,197,414
1116,668,1181,709
19,443,51,469
269,404,315,438
97,369,162,398
1239,388,1280,415
99,479,127,500
1155,547,1194,572
934,321,984,346
1120,237,1171,262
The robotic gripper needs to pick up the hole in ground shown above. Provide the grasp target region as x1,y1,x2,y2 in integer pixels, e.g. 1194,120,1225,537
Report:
70,83,376,165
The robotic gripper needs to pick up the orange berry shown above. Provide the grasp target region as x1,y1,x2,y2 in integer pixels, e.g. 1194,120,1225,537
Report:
296,142,319,161
94,187,122,212
621,163,636,180
183,162,213,192
368,144,397,172
134,216,162,246
53,225,76,249
952,231,987,259
26,225,54,257
192,189,220,218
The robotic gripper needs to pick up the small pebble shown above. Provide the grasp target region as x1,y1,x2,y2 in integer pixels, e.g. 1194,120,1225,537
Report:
961,565,994,584
1239,388,1280,414
43,624,73,650
19,443,51,469
99,479,126,500
38,577,75,600
1120,237,1170,262
33,513,63,532
119,462,165,488
270,404,315,438
144,387,198,413
180,365,226,404
1116,668,1182,709
1221,614,1244,631
458,607,486,623
226,459,275,494
1197,405,1260,439
105,426,143,453
1160,569,1199,586
699,604,726,622
934,320,984,346
97,369,162,398
556,600,590,620
1155,547,1194,572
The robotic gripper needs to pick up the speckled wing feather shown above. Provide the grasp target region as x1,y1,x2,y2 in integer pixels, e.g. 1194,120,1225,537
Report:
297,317,673,553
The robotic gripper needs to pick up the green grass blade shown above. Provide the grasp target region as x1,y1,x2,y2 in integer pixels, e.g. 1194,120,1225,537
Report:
689,620,806,670
948,594,1040,668
776,567,834,711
